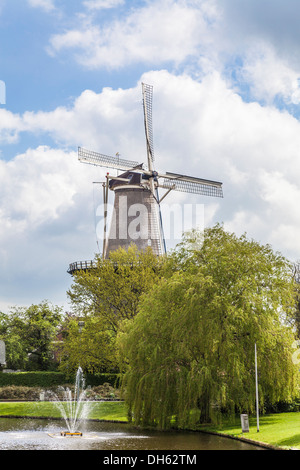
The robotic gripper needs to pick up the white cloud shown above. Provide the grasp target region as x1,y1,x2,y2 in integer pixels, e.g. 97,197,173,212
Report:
8,87,144,156
220,0,300,67
83,0,124,10
239,42,300,104
48,0,217,69
41,0,300,108
43,0,300,115
0,147,79,226
0,145,101,307
27,0,55,12
0,109,23,144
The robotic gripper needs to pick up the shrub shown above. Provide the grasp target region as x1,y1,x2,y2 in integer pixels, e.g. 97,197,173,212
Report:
0,386,42,400
0,384,121,401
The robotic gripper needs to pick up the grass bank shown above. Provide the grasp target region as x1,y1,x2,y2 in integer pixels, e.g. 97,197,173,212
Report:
197,413,300,450
0,401,128,422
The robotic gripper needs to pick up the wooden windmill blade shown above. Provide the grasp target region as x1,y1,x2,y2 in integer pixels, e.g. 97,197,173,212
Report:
158,171,223,198
78,147,142,172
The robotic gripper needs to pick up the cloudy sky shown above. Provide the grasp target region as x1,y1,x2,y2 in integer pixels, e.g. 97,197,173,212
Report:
1,0,300,311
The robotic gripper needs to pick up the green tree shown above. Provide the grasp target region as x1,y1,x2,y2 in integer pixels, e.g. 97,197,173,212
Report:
65,245,164,372
119,225,298,428
0,312,27,370
0,301,63,370
58,314,117,375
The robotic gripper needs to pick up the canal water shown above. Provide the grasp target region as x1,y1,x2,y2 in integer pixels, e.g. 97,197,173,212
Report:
0,418,264,450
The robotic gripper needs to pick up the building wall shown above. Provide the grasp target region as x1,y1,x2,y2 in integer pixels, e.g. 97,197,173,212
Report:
105,186,164,257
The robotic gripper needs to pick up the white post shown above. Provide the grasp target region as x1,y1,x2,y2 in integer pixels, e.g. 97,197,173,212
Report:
255,343,259,432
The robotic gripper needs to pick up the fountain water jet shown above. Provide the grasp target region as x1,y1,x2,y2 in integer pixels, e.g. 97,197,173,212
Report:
47,366,91,437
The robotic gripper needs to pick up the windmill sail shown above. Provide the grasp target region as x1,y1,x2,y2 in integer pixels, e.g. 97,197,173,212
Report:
142,83,155,167
78,147,141,172
160,172,223,198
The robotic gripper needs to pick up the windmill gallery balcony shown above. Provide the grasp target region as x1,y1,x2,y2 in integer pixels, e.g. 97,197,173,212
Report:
67,260,95,275
67,258,149,275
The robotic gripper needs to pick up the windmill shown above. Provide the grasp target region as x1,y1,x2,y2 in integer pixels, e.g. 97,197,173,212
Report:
78,83,223,259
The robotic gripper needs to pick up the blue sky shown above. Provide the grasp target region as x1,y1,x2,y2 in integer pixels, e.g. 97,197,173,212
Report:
2,0,300,311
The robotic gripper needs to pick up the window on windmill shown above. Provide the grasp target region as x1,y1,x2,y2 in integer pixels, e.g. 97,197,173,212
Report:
128,173,141,185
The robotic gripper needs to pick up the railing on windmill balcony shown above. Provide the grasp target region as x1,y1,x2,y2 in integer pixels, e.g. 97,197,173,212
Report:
67,257,153,275
67,260,96,275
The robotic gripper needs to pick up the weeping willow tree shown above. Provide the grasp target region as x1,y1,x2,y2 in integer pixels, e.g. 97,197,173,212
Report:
118,225,299,429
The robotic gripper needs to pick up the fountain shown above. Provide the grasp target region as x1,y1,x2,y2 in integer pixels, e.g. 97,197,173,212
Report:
47,319,91,437
46,366,91,437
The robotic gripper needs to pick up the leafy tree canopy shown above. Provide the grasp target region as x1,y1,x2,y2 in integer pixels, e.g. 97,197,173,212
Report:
0,301,63,370
57,314,118,375
63,245,165,373
67,245,164,332
119,225,298,428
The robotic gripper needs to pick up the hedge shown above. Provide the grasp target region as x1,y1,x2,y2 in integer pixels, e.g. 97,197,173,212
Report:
0,372,119,388
85,373,121,388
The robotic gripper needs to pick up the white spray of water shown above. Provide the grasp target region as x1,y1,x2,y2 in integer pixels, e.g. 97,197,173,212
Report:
47,366,91,433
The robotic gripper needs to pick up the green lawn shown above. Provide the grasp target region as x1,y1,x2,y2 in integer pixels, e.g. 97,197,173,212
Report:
0,401,128,422
199,413,300,450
